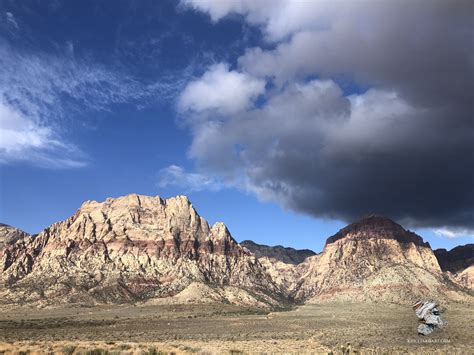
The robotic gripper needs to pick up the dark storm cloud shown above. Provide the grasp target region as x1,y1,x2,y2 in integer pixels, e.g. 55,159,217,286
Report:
178,0,474,232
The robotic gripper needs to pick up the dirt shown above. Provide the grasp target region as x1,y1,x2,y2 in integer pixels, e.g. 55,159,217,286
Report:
0,302,472,354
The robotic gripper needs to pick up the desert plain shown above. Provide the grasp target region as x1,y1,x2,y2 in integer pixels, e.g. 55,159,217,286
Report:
1,301,472,354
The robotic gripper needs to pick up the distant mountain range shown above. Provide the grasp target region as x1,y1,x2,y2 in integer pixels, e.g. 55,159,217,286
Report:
240,240,316,264
1,194,472,308
434,244,474,273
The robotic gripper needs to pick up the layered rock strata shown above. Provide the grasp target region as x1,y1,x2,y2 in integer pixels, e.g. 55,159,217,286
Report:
0,195,284,307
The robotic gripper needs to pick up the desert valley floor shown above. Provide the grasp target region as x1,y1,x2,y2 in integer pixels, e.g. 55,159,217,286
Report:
1,302,472,354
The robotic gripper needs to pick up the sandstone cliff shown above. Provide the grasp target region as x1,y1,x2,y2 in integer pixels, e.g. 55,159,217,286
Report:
0,224,30,249
0,194,285,307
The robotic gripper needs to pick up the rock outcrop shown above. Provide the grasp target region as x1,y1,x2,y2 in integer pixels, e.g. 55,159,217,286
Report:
0,224,30,250
0,195,285,307
453,265,474,290
240,240,315,264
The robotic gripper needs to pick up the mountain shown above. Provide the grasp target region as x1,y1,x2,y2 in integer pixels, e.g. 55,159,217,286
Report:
0,224,30,249
1,198,472,308
434,244,474,273
291,216,470,303
453,265,474,290
0,194,285,308
434,244,474,291
240,240,315,264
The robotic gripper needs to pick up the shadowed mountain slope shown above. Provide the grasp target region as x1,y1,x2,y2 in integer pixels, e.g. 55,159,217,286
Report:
240,240,316,264
434,244,474,273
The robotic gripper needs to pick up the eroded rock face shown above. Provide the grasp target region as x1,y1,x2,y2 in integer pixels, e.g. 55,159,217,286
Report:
454,265,474,290
0,195,284,307
0,224,30,250
291,216,469,303
1,202,472,307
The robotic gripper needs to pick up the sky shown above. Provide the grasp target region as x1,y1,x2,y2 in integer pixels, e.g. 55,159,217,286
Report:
0,0,473,253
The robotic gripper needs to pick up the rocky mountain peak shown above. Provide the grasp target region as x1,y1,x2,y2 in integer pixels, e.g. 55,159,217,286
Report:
291,215,445,303
211,222,230,237
325,215,429,247
1,198,471,307
0,194,286,307
61,194,212,245
0,224,30,249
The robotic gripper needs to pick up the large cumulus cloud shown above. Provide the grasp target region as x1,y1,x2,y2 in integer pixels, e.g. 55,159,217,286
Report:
179,0,474,232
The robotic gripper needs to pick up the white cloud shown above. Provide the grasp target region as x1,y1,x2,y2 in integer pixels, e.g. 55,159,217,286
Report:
433,228,474,239
178,63,265,116
187,0,472,112
0,40,179,168
0,100,86,168
157,165,223,192
5,12,19,30
181,0,334,41
0,101,53,153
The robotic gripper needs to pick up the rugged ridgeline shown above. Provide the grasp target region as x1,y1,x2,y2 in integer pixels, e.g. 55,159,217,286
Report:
0,224,30,250
290,216,471,303
240,240,315,264
240,240,315,293
1,196,472,308
434,244,474,290
252,216,472,304
0,195,285,308
434,244,474,273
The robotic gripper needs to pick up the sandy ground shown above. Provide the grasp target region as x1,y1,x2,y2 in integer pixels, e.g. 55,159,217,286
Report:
0,302,472,354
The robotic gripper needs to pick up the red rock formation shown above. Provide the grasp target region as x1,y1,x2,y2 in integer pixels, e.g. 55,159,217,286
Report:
292,216,470,304
0,195,284,307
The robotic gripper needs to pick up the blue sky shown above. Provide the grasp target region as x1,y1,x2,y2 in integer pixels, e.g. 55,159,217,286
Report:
0,0,472,252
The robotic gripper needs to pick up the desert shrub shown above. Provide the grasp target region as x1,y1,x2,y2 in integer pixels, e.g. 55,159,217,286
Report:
142,348,155,355
141,347,167,355
84,349,110,355
62,345,77,355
